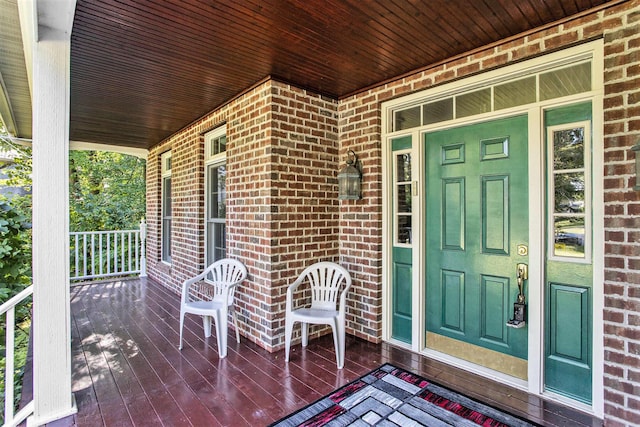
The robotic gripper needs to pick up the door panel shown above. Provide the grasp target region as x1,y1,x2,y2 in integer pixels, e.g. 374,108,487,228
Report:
544,102,593,403
548,284,590,362
442,178,464,250
480,275,509,346
482,176,509,254
425,115,529,361
392,246,412,342
442,269,464,333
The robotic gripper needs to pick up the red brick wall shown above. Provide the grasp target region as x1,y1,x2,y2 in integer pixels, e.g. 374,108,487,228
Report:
337,2,639,425
338,97,383,341
263,84,341,348
600,4,640,426
147,81,339,350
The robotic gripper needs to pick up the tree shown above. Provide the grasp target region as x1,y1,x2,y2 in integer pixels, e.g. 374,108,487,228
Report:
69,150,146,231
0,132,32,420
0,200,31,298
0,134,146,417
0,198,32,418
0,134,32,298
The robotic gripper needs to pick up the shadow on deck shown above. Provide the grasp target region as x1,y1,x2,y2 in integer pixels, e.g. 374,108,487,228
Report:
23,278,602,426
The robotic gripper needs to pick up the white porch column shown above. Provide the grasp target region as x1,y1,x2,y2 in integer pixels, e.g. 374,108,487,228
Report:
27,0,78,425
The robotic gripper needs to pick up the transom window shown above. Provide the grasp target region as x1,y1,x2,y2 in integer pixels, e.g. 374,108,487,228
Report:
392,60,592,131
208,131,227,157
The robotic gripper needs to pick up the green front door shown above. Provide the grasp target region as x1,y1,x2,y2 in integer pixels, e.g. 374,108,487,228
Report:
425,115,529,374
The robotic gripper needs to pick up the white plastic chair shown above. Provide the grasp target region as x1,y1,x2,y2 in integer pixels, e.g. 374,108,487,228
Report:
178,258,247,358
284,262,352,369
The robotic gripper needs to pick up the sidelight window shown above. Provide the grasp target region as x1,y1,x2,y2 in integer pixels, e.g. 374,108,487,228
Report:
394,151,413,245
547,121,591,260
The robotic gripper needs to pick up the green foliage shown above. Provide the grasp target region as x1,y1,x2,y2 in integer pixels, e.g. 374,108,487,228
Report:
0,134,32,421
0,133,33,299
1,145,32,195
69,151,146,231
0,198,32,384
0,316,31,424
0,137,146,417
0,199,32,299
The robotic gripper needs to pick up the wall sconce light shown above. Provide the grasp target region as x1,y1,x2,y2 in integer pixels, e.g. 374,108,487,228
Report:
632,142,640,190
338,150,362,200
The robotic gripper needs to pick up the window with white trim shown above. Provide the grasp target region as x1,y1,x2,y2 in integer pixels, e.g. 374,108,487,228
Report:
205,127,227,266
394,150,413,245
161,152,172,263
547,121,591,260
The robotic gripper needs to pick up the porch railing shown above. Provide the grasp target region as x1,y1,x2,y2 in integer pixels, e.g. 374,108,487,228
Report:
69,219,147,282
1,222,146,426
1,285,34,427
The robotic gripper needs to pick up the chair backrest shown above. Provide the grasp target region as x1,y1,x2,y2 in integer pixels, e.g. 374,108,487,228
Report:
205,258,247,305
301,262,352,311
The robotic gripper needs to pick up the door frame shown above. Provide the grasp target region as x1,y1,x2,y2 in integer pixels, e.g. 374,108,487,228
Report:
381,40,604,417
382,129,424,350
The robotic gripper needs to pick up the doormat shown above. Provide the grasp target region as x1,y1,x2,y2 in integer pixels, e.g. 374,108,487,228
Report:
269,363,540,426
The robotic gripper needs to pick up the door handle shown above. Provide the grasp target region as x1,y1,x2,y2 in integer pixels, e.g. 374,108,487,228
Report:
507,263,529,328
516,263,528,304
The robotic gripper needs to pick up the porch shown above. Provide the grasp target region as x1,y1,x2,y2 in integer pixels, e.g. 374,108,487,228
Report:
23,278,601,427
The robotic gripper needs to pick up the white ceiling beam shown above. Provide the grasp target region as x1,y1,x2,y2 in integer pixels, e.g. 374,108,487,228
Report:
16,0,35,98
35,0,76,39
70,140,149,160
0,71,18,135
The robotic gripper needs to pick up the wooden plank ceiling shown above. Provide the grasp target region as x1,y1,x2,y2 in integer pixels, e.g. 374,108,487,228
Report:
0,0,32,139
70,0,612,150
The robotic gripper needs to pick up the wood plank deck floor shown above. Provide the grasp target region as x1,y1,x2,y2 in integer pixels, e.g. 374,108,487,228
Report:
33,278,601,426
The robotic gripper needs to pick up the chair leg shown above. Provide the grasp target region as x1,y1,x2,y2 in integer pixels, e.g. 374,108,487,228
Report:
213,310,228,359
330,319,342,369
203,315,212,337
337,319,346,369
301,322,309,347
285,316,294,362
232,307,240,344
178,309,185,350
